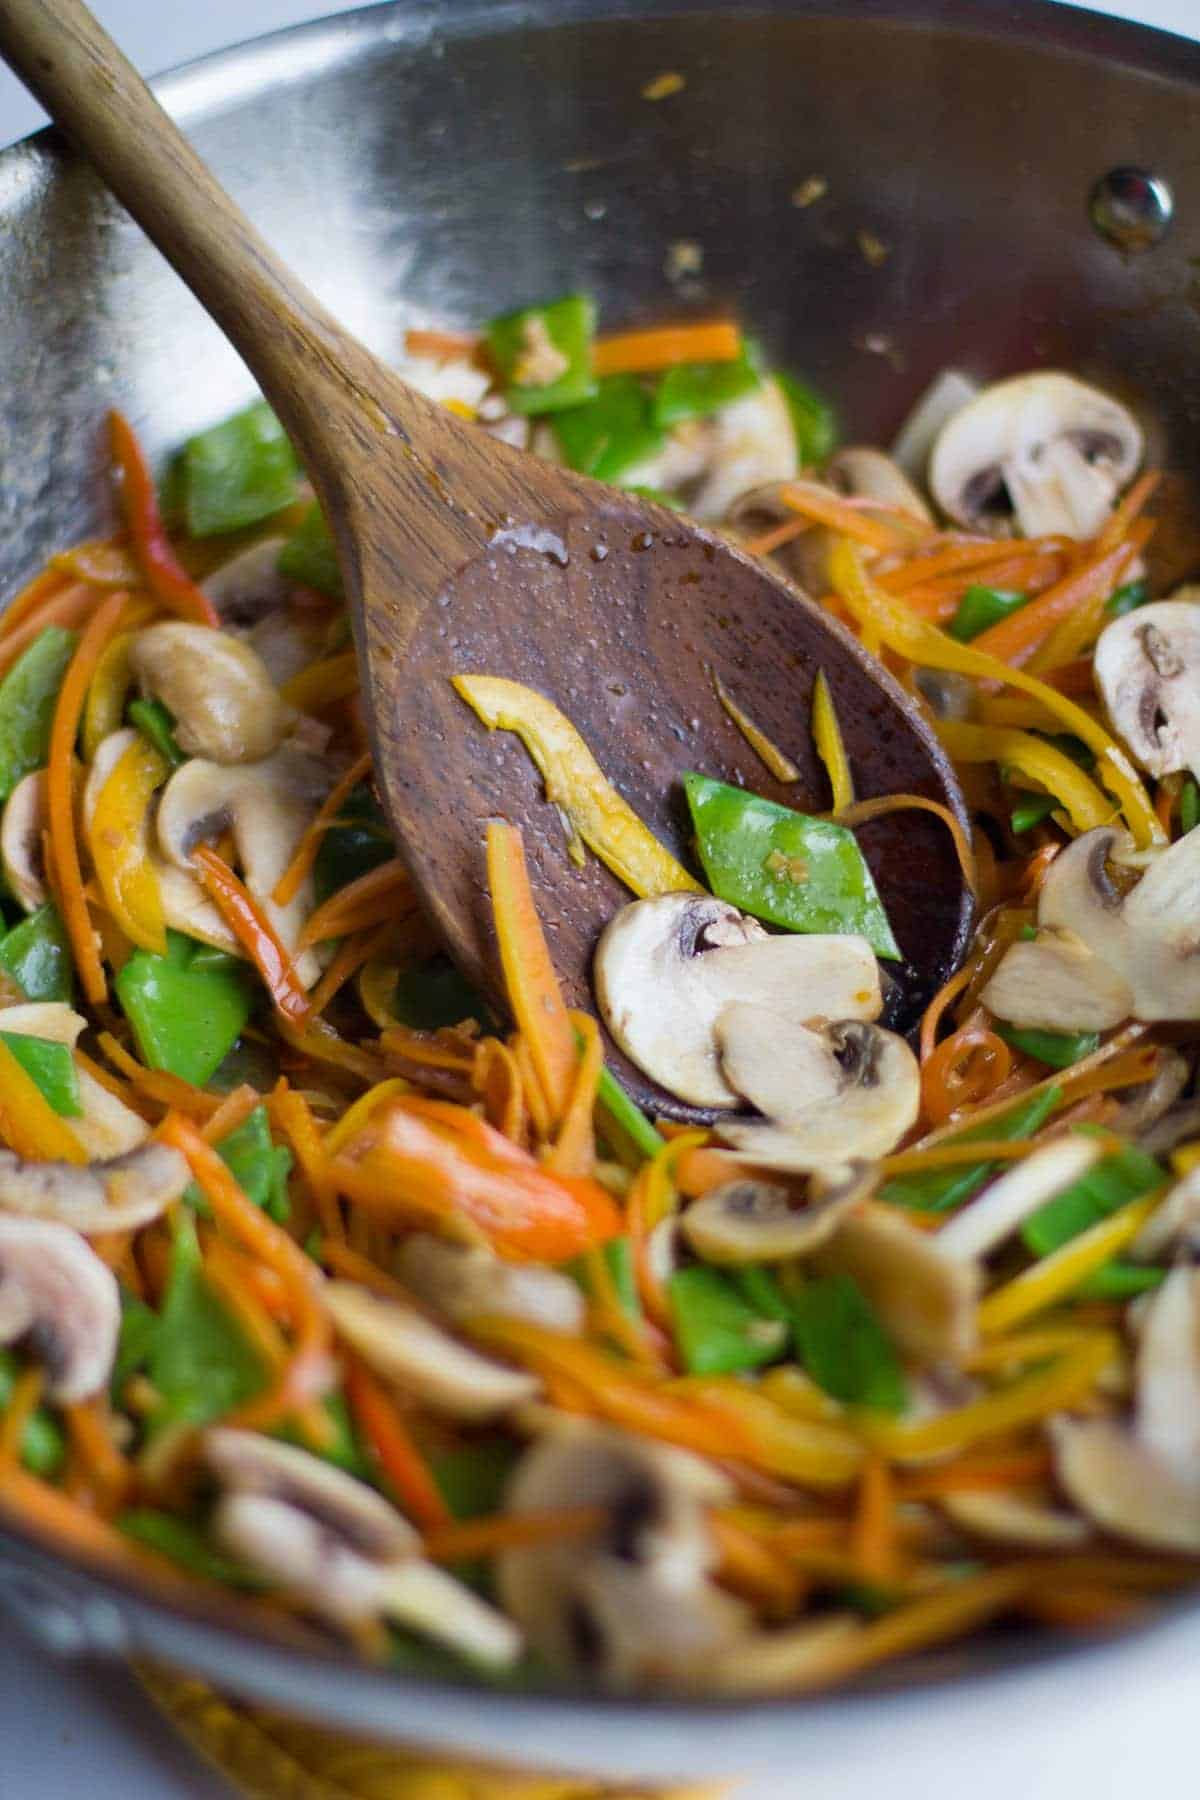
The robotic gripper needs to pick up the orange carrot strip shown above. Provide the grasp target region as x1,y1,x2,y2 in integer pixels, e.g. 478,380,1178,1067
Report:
158,1113,332,1429
341,1354,450,1529
486,820,577,1128
878,537,1054,592
546,1010,603,1178
592,320,741,377
423,1504,607,1564
97,1030,219,1118
921,1023,1014,1127
403,327,487,365
200,1085,263,1145
1095,470,1161,556
268,1082,343,1241
919,965,972,1065
895,1449,1052,1499
46,590,131,1005
297,859,412,950
0,563,69,637
107,411,219,626
779,481,914,554
833,792,978,900
319,1241,413,1299
0,1367,44,1465
745,517,810,559
62,1400,132,1511
473,1036,527,1145
272,750,373,907
0,583,101,679
193,847,311,1026
709,1515,807,1616
969,539,1141,667
851,1455,897,1582
308,923,390,1019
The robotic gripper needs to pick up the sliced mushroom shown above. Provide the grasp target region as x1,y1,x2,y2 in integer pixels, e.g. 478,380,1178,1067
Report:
1051,1417,1200,1555
207,1429,519,1663
939,1490,1091,1549
156,745,337,988
594,895,881,1109
929,372,1143,540
202,536,292,623
496,1423,746,1689
0,1215,119,1399
686,379,798,522
890,367,980,480
323,1281,539,1421
1114,1048,1191,1140
130,622,295,764
715,1013,920,1172
1094,596,1200,781
1136,1264,1200,1466
244,610,329,690
1130,1167,1200,1263
680,1167,869,1265
395,1233,585,1334
935,1136,1105,1261
0,1140,186,1234
0,770,47,914
826,447,933,523
812,1202,979,1364
981,931,1133,1033
0,999,150,1158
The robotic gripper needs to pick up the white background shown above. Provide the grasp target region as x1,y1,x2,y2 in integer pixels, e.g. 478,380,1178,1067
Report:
1,1,1198,1795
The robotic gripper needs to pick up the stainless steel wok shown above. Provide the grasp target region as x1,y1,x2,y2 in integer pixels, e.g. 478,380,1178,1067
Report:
1,0,1199,1780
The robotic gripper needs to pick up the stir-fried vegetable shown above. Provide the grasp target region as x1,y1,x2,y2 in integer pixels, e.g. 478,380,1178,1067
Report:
1,317,1199,1701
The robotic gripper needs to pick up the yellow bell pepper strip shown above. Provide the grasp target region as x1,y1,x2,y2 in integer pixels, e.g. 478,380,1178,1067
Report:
936,721,1113,836
81,632,134,761
0,1037,86,1163
859,1332,1118,1462
977,1194,1163,1336
50,539,142,592
87,733,170,954
828,539,1163,848
811,669,855,813
279,648,358,713
454,676,702,896
715,677,800,782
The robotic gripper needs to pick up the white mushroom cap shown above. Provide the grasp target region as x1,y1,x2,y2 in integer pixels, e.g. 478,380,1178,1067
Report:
395,1233,585,1334
0,1215,119,1400
938,1490,1091,1549
322,1281,539,1421
594,894,881,1109
935,1136,1105,1261
496,1423,745,1688
130,622,295,764
1093,596,1200,781
0,1141,188,1235
813,1202,979,1365
715,1012,919,1171
680,1166,870,1265
0,770,47,914
929,371,1142,540
206,1429,519,1664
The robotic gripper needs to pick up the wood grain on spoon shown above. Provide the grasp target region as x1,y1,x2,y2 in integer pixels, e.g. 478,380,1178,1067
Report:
0,0,973,1114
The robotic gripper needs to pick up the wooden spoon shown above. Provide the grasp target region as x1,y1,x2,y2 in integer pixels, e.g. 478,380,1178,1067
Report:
0,0,972,1114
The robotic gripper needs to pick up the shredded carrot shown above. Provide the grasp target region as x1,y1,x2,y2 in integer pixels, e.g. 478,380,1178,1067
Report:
895,1448,1052,1499
486,820,578,1129
744,516,810,560
193,846,311,1026
107,411,219,627
1095,469,1161,555
780,481,915,554
308,922,391,1019
46,589,131,1005
423,1504,606,1564
921,1023,1014,1126
473,1036,527,1145
341,1354,450,1530
879,536,1066,594
0,1366,44,1466
919,965,972,1064
0,582,102,681
62,1400,131,1511
0,563,70,637
833,792,978,900
298,859,411,951
592,319,741,378
709,1514,807,1616
968,538,1142,667
272,750,373,907
851,1455,897,1583
97,1030,219,1119
200,1085,263,1145
269,1083,343,1241
546,1011,602,1177
403,327,486,364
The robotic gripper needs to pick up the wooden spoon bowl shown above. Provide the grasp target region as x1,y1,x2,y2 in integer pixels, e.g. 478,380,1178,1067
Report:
0,0,973,1115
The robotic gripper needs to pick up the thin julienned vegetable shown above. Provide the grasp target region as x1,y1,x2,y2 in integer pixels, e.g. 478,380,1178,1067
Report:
0,323,1196,1696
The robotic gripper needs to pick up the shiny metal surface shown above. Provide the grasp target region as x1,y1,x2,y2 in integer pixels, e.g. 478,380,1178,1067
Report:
1,0,1200,1772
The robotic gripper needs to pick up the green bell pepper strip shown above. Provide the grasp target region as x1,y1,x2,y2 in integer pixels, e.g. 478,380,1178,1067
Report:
596,1066,665,1167
996,1026,1099,1070
181,400,300,538
118,1510,264,1587
1181,778,1200,836
0,1032,81,1116
313,783,394,904
667,1264,789,1376
790,1273,907,1412
949,586,1029,643
0,627,77,802
273,1391,371,1477
112,1291,159,1395
392,955,489,1031
0,902,74,1003
684,771,901,958
729,1264,793,1322
433,1439,522,1520
652,339,762,429
1009,793,1059,835
128,696,185,768
1105,578,1150,617
552,375,665,482
1075,1260,1165,1300
277,502,344,599
567,1237,642,1320
115,929,255,1087
184,1104,292,1223
486,294,597,415
0,1348,65,1476
776,371,838,464
148,1213,266,1434
1021,1136,1164,1257
881,1085,1062,1214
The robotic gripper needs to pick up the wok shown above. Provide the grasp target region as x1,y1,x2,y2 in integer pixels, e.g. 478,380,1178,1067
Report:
1,0,1199,1780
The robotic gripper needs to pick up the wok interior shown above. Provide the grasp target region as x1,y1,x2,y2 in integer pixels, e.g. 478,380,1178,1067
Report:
2,0,1200,1715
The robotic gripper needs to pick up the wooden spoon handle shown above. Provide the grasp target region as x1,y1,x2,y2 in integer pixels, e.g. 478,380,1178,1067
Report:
0,0,390,451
